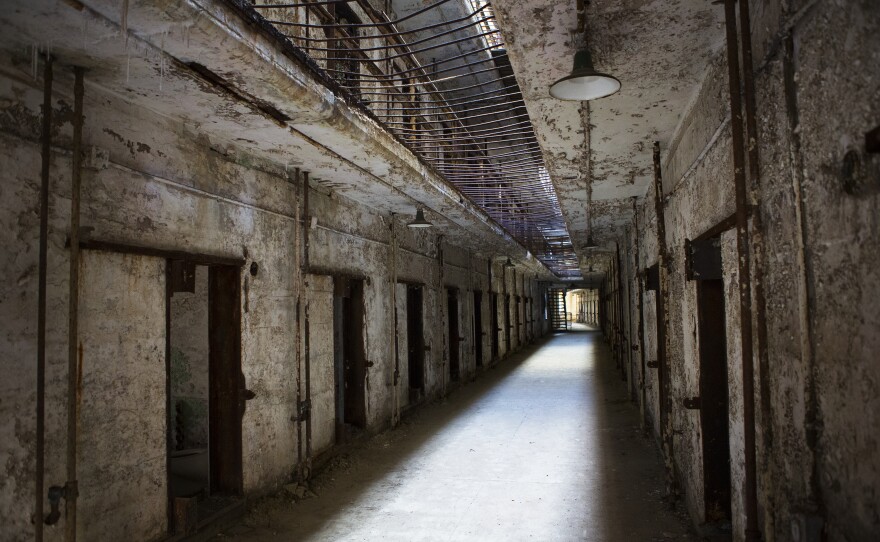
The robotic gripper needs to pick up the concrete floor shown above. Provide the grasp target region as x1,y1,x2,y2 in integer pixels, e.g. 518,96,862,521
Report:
215,326,695,541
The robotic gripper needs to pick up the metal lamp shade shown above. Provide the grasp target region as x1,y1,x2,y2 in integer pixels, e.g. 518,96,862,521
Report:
407,208,433,228
550,49,620,101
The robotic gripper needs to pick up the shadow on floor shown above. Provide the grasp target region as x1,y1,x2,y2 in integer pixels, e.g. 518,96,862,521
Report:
212,330,696,541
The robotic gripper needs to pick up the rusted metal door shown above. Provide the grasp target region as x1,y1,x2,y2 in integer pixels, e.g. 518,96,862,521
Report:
687,235,731,523
697,279,731,523
447,289,460,381
490,293,499,361
208,265,243,496
473,291,483,368
406,285,425,400
334,277,366,431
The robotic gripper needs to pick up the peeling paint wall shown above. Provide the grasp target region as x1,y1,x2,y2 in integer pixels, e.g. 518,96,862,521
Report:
0,49,551,540
626,1,880,540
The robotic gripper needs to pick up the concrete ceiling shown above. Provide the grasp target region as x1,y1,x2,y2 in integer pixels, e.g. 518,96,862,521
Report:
0,0,557,279
490,0,725,275
0,0,725,284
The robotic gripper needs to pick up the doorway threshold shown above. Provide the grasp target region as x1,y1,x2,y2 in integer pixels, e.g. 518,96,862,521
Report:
164,497,245,542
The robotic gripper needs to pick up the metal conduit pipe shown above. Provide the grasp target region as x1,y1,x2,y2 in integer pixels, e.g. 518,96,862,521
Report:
722,0,759,538
739,0,774,485
625,230,636,400
618,258,624,378
294,168,304,472
390,217,400,427
633,197,648,429
35,53,52,542
64,66,85,542
303,171,313,471
652,141,674,495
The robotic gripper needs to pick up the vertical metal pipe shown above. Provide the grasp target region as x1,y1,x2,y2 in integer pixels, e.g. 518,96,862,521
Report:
64,66,85,542
625,232,636,399
739,0,774,528
633,198,648,428
437,236,445,394
294,168,303,470
723,0,759,538
36,54,52,542
616,243,627,381
740,0,774,471
303,172,312,465
390,217,400,427
653,140,674,492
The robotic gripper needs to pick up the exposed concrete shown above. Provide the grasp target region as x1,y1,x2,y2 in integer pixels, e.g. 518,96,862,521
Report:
0,32,549,537
624,1,880,540
0,0,556,277
1,1,878,541
490,0,724,274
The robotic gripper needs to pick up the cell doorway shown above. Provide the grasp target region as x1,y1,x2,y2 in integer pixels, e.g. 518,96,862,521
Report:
333,277,367,442
167,261,243,535
406,285,425,403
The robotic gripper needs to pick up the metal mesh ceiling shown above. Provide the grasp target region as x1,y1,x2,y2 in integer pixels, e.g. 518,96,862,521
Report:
244,0,579,277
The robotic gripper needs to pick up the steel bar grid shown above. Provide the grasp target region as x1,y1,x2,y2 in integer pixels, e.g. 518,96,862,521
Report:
245,0,579,277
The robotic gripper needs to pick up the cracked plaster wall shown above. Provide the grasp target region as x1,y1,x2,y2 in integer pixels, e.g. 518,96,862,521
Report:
625,1,880,540
0,56,549,541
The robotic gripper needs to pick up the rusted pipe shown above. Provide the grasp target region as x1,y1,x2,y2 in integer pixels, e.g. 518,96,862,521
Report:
390,217,400,427
621,237,634,394
294,168,303,471
36,53,52,542
633,198,648,428
614,241,629,386
652,141,674,493
436,236,445,395
722,0,759,538
303,171,312,467
739,0,774,528
64,66,85,542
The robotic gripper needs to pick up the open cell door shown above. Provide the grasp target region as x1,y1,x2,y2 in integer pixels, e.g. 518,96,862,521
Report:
167,261,245,535
490,293,499,361
406,285,425,402
334,277,367,440
473,291,483,368
688,236,731,526
207,265,244,497
447,289,460,382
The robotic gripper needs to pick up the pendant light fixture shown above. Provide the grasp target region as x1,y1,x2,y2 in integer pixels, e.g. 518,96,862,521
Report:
504,257,515,268
407,208,433,228
550,15,620,101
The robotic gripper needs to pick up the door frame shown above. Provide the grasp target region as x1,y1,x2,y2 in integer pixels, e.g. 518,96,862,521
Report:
163,252,245,534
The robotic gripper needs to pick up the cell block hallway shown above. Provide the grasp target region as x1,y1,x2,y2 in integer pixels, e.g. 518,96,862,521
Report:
0,1,878,541
217,327,693,541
